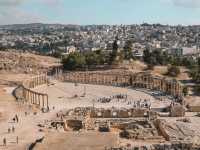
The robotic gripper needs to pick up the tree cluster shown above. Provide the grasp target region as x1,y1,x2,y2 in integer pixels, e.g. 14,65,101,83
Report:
143,49,168,67
62,50,109,70
190,58,200,83
123,40,133,60
143,48,196,69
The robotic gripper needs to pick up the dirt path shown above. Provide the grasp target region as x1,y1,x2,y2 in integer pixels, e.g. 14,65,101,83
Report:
0,87,59,150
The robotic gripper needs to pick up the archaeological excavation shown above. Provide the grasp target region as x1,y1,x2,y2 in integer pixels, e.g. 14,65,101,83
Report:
0,51,200,150
3,68,197,150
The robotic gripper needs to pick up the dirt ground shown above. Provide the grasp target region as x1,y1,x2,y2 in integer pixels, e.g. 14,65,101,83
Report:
34,81,172,110
152,66,191,80
35,131,118,150
0,72,198,150
0,80,172,150
0,73,33,87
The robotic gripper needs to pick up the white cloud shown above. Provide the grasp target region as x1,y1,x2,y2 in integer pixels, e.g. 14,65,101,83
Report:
0,0,57,25
0,8,45,25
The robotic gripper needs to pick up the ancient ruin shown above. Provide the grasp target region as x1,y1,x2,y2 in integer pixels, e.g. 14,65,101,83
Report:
13,74,49,109
62,71,184,100
1,59,200,150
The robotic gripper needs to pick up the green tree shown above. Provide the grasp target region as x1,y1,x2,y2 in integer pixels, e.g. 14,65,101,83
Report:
85,51,100,66
62,52,86,70
182,57,196,69
182,86,189,96
143,48,151,64
96,50,109,65
109,37,119,64
143,49,170,66
123,40,133,60
190,57,200,83
198,57,200,70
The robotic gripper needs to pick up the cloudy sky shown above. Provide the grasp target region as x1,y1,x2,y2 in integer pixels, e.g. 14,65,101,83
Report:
0,0,200,25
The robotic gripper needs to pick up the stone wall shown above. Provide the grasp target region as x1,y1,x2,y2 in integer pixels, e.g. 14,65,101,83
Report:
169,103,185,117
188,105,200,112
154,119,194,142
90,108,155,118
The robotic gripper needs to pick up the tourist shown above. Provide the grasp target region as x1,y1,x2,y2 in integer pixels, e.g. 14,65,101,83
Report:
47,106,50,112
8,128,11,133
15,115,19,123
12,126,15,133
55,124,58,130
3,138,6,146
13,117,16,123
16,136,18,144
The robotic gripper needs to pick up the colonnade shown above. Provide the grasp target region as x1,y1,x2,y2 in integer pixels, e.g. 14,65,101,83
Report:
48,66,63,80
63,72,130,86
131,73,183,98
22,87,48,108
14,74,49,109
23,74,48,89
63,71,183,99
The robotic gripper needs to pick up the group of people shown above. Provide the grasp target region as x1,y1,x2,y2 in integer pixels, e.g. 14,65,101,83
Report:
115,97,151,109
2,114,19,146
3,136,18,146
131,99,151,109
96,93,151,109
8,126,15,133
97,94,128,103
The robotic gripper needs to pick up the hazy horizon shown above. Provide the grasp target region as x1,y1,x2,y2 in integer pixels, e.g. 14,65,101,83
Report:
0,0,200,25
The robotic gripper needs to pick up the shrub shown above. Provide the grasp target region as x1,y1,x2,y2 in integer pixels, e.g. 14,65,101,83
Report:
167,65,180,77
62,52,86,70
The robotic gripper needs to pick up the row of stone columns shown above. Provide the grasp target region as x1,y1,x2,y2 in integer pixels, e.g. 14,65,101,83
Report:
52,66,63,80
131,74,183,98
27,74,48,89
64,72,131,86
22,87,49,108
63,72,183,99
20,74,49,109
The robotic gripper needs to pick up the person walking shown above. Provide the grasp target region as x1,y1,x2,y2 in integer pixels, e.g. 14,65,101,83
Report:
12,126,15,133
16,136,19,144
3,138,6,146
15,115,19,123
8,128,11,133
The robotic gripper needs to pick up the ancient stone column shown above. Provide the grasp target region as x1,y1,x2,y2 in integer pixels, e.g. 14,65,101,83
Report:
33,93,35,104
46,95,49,108
42,95,45,108
30,92,33,104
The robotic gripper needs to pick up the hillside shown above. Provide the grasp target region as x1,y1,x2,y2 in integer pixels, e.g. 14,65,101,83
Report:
0,51,60,74
0,51,61,88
